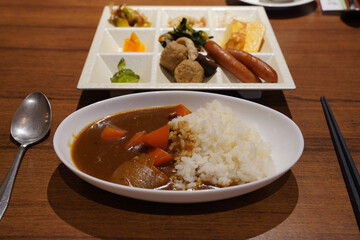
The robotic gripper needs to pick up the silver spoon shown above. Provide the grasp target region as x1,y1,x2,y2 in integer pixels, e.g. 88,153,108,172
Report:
341,0,360,27
0,92,52,221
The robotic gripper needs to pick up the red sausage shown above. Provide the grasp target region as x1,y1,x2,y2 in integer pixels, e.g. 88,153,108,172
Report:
226,48,278,83
204,41,261,83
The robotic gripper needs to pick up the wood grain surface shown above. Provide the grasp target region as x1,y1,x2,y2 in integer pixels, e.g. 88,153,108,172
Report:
0,0,359,239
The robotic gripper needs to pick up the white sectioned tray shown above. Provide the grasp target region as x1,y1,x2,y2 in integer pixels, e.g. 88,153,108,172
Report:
77,6,295,98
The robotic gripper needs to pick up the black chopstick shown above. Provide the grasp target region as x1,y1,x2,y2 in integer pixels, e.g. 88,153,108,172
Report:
321,96,360,230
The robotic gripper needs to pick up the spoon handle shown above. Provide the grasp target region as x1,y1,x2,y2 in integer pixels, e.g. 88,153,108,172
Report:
0,145,27,221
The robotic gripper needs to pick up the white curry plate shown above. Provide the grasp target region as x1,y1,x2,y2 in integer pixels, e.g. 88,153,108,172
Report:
239,0,314,8
53,91,304,203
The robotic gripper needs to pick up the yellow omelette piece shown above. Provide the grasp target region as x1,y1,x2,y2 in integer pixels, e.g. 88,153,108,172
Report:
243,22,265,52
221,20,247,50
221,19,265,52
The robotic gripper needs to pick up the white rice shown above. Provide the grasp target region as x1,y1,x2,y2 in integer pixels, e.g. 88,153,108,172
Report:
168,100,275,190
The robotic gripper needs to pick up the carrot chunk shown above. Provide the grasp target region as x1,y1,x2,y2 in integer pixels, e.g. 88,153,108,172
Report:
174,104,191,117
148,148,174,167
100,125,127,140
125,130,147,149
143,124,170,150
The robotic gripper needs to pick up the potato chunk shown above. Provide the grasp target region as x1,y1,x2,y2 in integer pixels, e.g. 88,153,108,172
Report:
110,159,169,189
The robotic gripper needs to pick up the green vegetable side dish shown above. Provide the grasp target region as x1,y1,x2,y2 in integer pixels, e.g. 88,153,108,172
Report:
158,18,213,49
110,58,140,83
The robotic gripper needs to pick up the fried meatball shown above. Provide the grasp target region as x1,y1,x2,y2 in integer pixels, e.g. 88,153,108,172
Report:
174,59,204,83
176,37,198,60
160,41,188,71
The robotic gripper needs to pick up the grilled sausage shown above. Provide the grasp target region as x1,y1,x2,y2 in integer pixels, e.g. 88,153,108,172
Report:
226,48,278,83
204,41,261,83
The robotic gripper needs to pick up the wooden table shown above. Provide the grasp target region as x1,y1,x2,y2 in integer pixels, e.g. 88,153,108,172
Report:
0,0,359,238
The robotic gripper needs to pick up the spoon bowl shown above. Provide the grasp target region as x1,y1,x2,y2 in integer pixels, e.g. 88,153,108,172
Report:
0,92,52,220
11,92,52,146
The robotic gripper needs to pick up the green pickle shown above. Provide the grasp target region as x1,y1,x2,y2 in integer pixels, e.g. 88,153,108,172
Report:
110,58,140,83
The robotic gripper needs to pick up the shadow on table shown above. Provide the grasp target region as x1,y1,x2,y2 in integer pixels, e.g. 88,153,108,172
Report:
341,12,360,28
76,90,292,119
226,0,317,19
47,163,299,239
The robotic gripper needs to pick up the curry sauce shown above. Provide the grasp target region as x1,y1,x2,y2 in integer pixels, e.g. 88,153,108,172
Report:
71,106,176,184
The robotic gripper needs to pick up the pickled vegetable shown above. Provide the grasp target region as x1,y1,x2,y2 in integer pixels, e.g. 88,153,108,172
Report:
109,3,152,27
123,32,145,52
110,58,140,83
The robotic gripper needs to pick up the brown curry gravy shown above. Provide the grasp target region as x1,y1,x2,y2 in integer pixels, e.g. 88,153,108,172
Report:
71,106,176,183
